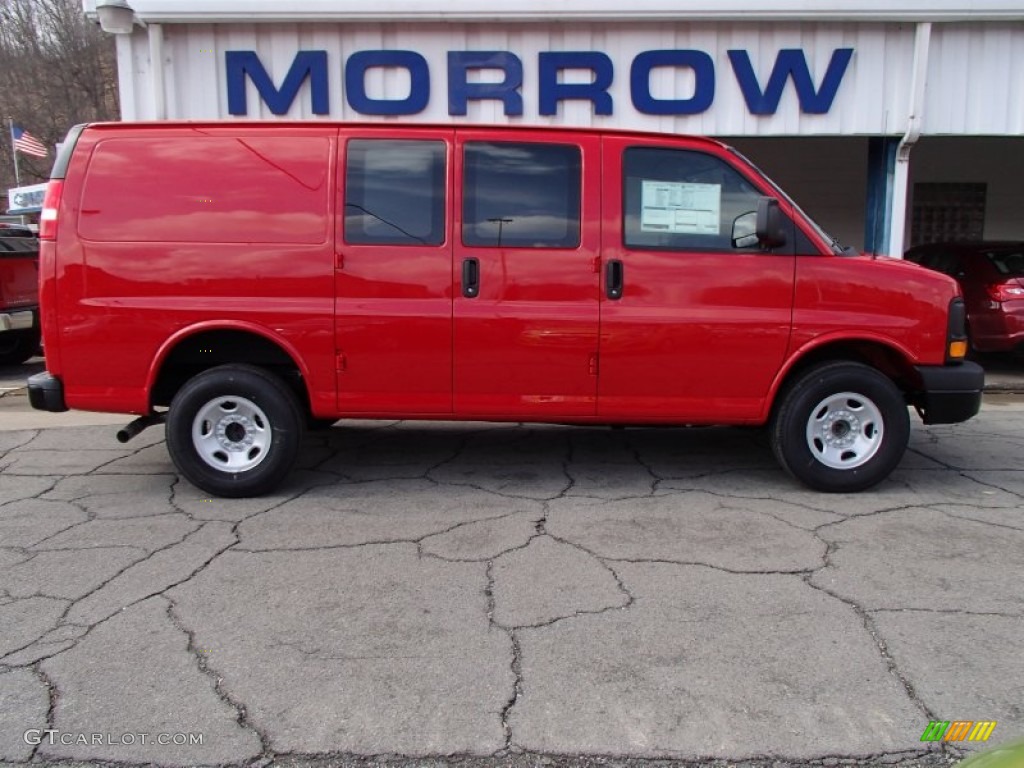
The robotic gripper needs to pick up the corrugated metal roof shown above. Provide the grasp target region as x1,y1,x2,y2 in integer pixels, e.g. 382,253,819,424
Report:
83,0,1024,23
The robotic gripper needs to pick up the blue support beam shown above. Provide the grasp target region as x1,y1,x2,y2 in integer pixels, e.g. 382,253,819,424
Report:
864,136,899,255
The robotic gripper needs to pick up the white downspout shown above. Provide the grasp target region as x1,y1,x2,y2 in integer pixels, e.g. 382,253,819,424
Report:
887,21,931,257
148,23,167,120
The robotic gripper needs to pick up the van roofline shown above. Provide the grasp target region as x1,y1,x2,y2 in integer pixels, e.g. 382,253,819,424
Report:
75,120,733,149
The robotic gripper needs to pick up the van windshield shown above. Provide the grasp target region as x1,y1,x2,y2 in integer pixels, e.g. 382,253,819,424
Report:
727,147,845,255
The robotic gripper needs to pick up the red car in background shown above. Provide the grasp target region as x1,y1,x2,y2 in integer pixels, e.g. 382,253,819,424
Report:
905,241,1024,354
0,225,40,365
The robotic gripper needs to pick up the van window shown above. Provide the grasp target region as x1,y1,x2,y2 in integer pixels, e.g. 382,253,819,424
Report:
463,142,581,249
623,147,765,253
344,140,446,246
79,137,330,244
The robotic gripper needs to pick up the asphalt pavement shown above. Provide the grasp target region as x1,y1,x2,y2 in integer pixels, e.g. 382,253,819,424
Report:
0,358,1022,768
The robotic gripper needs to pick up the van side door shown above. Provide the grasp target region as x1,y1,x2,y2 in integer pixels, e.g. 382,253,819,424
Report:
335,129,454,414
598,138,796,422
452,131,601,419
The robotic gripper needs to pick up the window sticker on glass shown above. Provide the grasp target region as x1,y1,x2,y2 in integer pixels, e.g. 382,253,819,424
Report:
640,180,721,236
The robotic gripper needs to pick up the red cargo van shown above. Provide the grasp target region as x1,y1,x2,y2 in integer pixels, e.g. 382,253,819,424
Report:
29,122,983,497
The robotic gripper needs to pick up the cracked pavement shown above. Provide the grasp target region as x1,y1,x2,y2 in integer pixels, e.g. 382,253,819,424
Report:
0,396,1022,768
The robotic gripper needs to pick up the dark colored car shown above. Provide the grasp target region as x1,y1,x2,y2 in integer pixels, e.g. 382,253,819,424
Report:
905,241,1024,354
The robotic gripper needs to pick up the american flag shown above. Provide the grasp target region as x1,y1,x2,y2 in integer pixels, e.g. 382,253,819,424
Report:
11,124,48,158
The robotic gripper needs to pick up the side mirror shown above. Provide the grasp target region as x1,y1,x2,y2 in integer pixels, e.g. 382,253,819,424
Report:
756,197,787,249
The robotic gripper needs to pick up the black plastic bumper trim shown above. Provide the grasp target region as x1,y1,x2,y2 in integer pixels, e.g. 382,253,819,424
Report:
914,361,984,425
27,371,68,413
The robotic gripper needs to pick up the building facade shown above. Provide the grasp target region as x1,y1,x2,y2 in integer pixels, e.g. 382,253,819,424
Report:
86,0,1024,254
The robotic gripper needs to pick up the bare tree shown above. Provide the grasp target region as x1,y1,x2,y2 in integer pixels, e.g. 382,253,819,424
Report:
0,0,118,191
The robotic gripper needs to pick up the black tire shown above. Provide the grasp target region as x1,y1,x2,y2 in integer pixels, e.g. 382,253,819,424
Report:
166,364,304,497
0,327,41,366
770,362,910,493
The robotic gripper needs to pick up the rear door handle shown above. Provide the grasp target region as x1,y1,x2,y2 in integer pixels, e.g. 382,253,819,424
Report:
462,257,480,298
606,259,624,300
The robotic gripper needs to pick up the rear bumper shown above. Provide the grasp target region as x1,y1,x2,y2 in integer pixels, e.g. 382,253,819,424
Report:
0,308,35,333
27,371,68,412
969,303,1024,352
913,361,984,425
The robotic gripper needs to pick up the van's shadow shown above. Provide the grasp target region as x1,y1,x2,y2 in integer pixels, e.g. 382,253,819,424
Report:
294,421,776,490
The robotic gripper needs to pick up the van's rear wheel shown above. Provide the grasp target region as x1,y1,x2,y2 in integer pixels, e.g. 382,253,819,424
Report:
771,362,909,493
166,364,303,497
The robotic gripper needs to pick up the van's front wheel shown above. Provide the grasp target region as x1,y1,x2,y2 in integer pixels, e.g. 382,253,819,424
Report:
166,364,303,497
771,362,909,493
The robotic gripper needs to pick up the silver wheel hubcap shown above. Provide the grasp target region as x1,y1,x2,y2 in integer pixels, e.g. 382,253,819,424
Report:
192,396,271,473
805,391,884,470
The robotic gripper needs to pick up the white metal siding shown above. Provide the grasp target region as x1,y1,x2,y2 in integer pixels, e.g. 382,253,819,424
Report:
923,22,1024,134
125,21,911,135
121,20,1024,138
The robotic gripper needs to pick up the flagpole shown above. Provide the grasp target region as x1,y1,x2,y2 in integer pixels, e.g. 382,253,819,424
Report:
7,117,21,187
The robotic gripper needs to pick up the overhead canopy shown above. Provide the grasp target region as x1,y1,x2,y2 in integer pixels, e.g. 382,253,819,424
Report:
81,0,1024,23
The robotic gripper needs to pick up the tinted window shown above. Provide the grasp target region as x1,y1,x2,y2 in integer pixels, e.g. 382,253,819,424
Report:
986,249,1024,277
0,237,38,253
463,142,580,248
345,140,445,246
624,147,767,253
79,136,330,244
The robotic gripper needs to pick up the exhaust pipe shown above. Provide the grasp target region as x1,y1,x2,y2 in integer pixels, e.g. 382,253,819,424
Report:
116,413,166,443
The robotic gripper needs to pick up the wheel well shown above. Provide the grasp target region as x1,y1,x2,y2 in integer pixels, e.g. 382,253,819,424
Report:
151,330,309,412
775,340,920,411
